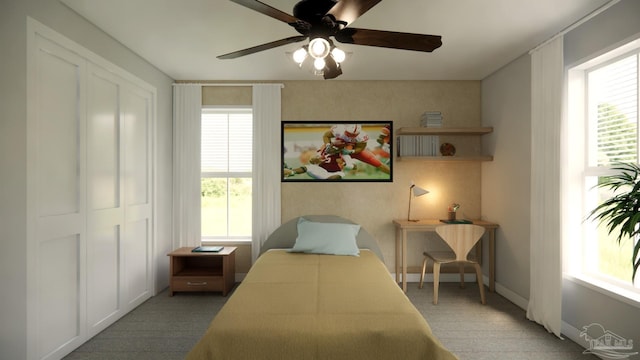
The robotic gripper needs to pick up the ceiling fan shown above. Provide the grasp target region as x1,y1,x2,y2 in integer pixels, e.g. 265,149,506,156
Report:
218,0,442,79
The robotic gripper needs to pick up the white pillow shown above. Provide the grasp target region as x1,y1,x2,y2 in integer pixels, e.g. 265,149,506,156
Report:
290,218,360,256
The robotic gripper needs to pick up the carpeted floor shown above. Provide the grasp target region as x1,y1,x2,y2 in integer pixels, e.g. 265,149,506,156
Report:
404,283,595,360
64,282,595,360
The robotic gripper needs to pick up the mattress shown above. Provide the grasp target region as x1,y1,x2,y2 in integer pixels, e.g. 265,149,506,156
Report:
186,250,458,360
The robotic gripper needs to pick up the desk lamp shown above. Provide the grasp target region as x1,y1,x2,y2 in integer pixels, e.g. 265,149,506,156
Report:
408,184,429,221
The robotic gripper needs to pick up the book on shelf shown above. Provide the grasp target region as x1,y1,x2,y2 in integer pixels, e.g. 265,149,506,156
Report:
420,111,443,127
397,135,440,157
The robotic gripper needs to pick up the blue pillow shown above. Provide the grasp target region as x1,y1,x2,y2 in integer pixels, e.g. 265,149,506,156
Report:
290,218,360,256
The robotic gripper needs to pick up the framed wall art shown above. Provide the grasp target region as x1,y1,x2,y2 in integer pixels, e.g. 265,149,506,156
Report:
281,121,393,182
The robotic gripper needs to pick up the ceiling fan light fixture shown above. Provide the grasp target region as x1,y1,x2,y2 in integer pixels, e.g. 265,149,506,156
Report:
331,47,346,63
292,47,308,64
309,37,330,59
313,57,326,70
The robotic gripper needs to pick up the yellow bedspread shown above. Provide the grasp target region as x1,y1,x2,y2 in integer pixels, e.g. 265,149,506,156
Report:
186,250,458,360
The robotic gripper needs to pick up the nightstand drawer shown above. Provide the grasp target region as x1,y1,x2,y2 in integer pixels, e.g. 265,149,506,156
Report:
171,276,223,292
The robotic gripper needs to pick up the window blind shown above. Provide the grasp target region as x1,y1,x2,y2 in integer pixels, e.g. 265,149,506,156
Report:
201,110,252,174
588,53,638,166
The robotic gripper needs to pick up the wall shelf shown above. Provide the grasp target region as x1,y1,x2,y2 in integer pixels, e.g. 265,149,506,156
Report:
396,126,493,161
397,155,494,162
397,127,493,136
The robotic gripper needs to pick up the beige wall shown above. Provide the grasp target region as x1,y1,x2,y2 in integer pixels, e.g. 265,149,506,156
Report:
202,80,485,273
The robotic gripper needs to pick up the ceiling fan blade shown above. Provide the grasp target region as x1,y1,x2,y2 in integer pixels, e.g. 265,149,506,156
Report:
335,28,442,52
323,55,343,79
327,0,382,27
230,0,300,24
217,36,307,59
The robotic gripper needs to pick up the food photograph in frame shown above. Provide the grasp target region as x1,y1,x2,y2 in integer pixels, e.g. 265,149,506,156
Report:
282,121,393,182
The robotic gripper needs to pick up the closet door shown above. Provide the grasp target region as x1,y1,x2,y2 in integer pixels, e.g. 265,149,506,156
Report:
86,64,124,337
121,84,154,308
27,18,156,360
27,34,88,360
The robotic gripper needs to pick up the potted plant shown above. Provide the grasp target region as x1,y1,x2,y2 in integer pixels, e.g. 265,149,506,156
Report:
586,162,640,281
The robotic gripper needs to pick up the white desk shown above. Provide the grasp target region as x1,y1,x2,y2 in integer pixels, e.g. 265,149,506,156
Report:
392,219,499,293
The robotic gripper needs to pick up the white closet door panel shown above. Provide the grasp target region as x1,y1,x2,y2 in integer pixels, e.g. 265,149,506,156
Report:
87,221,121,333
35,37,84,218
36,213,83,240
86,63,125,336
123,218,151,306
122,85,153,308
37,234,81,359
87,68,121,211
29,30,88,360
123,90,150,206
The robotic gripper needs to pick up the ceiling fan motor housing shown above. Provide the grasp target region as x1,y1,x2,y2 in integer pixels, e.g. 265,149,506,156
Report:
293,0,338,23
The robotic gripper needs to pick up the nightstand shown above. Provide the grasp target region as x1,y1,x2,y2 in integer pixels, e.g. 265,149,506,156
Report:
167,246,236,296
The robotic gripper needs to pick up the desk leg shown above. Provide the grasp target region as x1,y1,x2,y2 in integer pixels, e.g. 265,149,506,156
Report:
402,229,407,293
395,227,400,284
489,229,495,292
476,238,483,269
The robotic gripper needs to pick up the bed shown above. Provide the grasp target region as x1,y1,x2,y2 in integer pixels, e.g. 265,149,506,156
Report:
186,215,458,360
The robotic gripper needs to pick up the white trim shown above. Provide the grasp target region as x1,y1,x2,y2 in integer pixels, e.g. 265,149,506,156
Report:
494,279,529,310
149,81,159,298
393,273,480,284
564,274,640,309
564,38,640,309
561,321,589,352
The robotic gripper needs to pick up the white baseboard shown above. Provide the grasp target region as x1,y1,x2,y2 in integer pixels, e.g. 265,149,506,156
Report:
561,321,582,344
393,273,530,312
486,279,592,356
392,272,479,283
561,321,593,356
489,275,529,310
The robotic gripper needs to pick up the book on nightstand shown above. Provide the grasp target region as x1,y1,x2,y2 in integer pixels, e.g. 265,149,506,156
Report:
192,246,224,253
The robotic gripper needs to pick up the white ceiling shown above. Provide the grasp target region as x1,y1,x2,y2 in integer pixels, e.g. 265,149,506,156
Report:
61,0,613,81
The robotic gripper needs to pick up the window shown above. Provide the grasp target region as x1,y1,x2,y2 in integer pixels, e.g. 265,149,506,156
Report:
566,38,640,302
201,108,252,242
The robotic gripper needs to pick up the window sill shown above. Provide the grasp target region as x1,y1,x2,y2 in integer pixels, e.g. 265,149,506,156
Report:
563,273,640,309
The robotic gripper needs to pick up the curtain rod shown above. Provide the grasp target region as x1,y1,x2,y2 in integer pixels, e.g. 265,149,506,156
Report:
529,0,620,54
172,83,284,88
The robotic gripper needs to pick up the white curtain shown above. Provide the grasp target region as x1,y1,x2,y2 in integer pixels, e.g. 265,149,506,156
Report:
172,84,202,248
252,84,283,262
526,36,564,338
